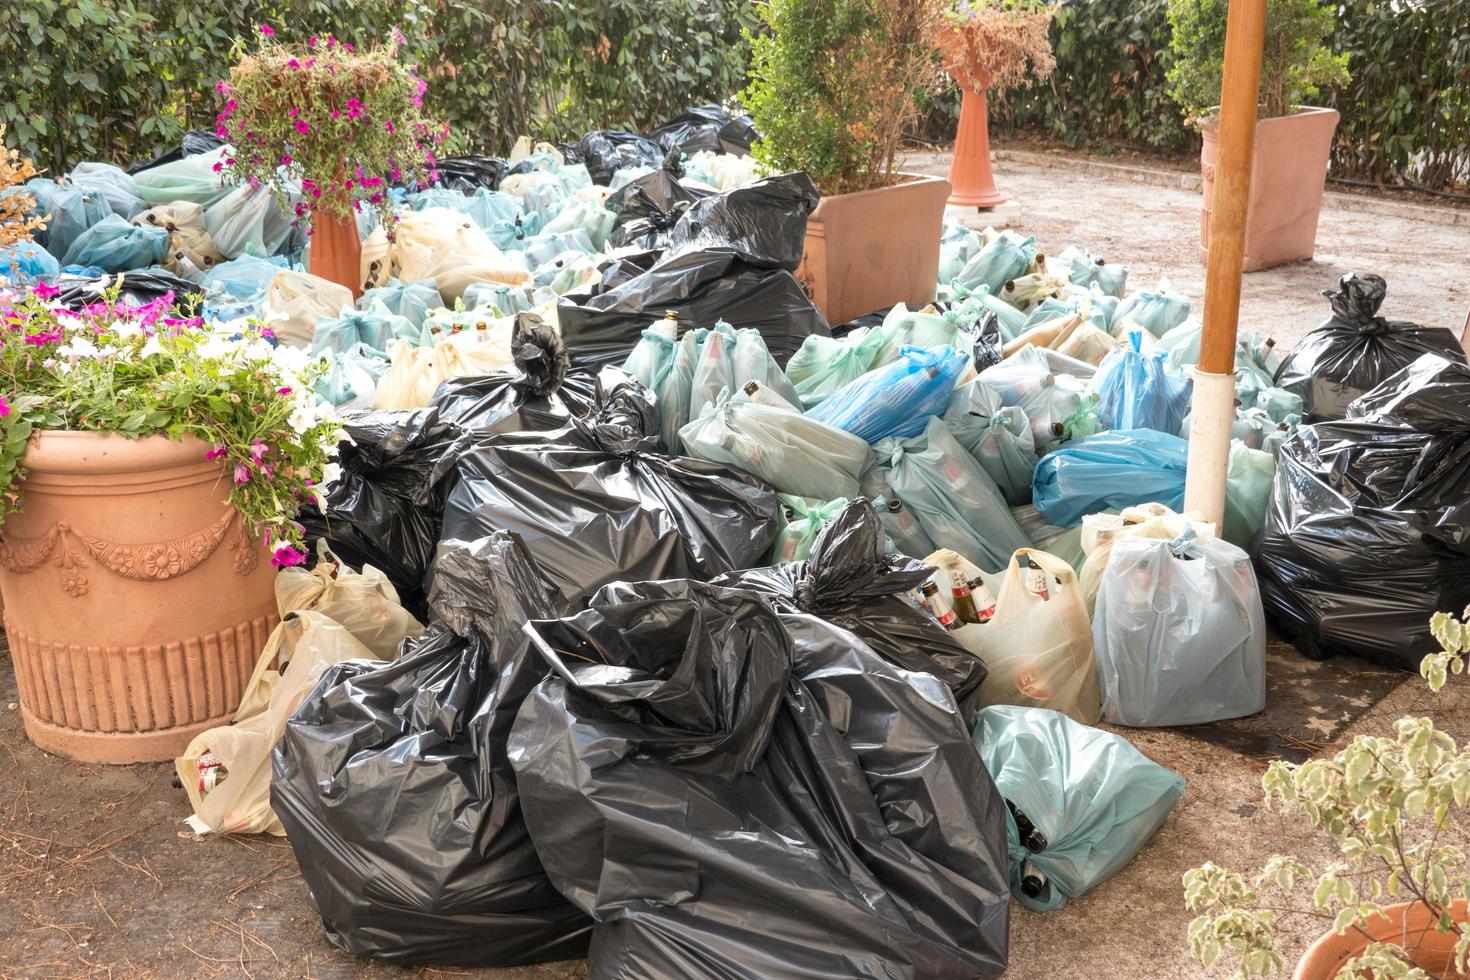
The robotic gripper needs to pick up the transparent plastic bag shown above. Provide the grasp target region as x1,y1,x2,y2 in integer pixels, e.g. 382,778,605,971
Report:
1078,502,1217,613
956,232,1034,294
174,557,423,836
360,207,531,302
689,321,738,422
1223,440,1276,550
262,269,354,347
21,177,111,257
131,145,233,207
204,182,295,259
784,328,886,408
976,345,1087,446
68,162,147,219
875,494,939,558
874,416,1030,571
1055,245,1128,298
309,306,416,355
678,390,873,501
732,325,801,408
1093,531,1266,726
943,379,1036,506
1113,281,1191,339
807,345,969,444
314,343,390,409
972,704,1184,910
932,548,1101,724
201,253,288,302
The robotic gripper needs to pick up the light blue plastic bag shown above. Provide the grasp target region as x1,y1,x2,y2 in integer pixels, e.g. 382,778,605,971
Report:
309,306,416,355
874,495,939,559
1113,285,1192,338
68,162,147,220
689,322,739,422
976,345,1088,446
732,326,802,408
1089,334,1193,434
955,232,1034,294
312,343,390,409
1093,531,1266,727
201,253,289,302
943,380,1037,506
807,345,969,444
1056,245,1129,298
358,279,442,329
22,177,111,258
937,223,983,285
61,213,168,272
871,416,1030,572
460,281,535,316
784,329,887,408
972,704,1184,911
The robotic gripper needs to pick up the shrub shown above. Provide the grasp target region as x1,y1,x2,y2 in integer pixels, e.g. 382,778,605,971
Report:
744,0,949,196
1164,0,1349,121
0,131,47,248
932,0,1057,96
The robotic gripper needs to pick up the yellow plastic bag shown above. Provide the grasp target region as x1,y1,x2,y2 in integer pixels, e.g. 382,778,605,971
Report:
175,559,423,836
262,270,354,347
929,547,1101,725
1078,503,1217,614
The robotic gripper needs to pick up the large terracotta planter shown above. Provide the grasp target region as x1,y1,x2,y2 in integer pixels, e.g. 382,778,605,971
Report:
0,432,278,764
308,208,364,299
796,173,952,327
1199,106,1340,272
1293,900,1468,979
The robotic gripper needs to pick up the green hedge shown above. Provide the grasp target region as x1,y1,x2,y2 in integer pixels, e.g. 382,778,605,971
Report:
941,0,1469,191
2,0,757,172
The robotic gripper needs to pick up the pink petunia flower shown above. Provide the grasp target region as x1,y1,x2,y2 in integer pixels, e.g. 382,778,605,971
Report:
259,23,275,36
32,282,61,300
205,445,228,461
294,119,310,135
232,462,251,484
271,544,307,569
277,386,292,395
280,153,292,166
0,396,11,418
248,439,269,464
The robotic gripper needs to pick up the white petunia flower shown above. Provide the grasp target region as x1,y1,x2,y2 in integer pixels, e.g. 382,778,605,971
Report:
139,335,166,358
288,403,318,435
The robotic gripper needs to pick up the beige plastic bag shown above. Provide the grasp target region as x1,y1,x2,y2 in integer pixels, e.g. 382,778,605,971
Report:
371,329,517,410
358,208,530,303
929,546,1101,725
262,270,353,347
175,559,424,836
1078,503,1217,614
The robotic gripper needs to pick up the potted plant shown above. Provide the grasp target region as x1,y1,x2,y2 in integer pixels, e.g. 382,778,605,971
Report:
0,281,342,763
931,0,1056,208
744,0,954,326
216,27,446,296
1183,611,1470,979
1166,0,1349,272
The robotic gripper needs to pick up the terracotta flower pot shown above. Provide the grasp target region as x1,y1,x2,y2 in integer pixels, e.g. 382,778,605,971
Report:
1199,105,1340,272
308,208,364,299
0,432,278,764
796,173,953,327
1293,900,1469,980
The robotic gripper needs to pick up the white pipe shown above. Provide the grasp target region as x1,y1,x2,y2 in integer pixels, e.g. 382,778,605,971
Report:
1183,369,1236,526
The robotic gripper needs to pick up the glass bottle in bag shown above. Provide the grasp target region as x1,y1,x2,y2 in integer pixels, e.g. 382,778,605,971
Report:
1024,555,1050,600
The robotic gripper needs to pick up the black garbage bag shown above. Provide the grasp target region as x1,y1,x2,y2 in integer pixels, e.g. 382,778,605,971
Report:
439,386,778,609
570,130,667,185
52,270,204,315
298,408,472,620
509,579,1011,978
431,154,509,192
271,532,592,966
431,313,644,437
126,129,227,175
1273,273,1466,421
712,498,988,723
659,171,819,270
1256,353,1470,669
603,168,708,251
647,103,759,156
558,250,828,368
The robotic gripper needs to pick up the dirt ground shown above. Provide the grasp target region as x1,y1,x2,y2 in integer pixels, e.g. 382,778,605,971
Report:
3,151,1469,980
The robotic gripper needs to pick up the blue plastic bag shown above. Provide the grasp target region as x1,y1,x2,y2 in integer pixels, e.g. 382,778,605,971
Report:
1113,284,1192,339
61,213,168,272
21,178,111,259
870,416,1030,572
1089,334,1193,433
358,279,442,329
943,380,1037,506
461,281,535,316
1032,429,1189,527
806,345,969,444
202,254,290,302
313,343,390,409
972,704,1184,911
309,307,417,355
68,162,147,220
0,241,60,280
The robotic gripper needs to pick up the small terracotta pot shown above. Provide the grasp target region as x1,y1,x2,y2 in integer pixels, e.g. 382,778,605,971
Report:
1293,900,1468,980
308,208,364,299
0,432,278,764
1199,105,1340,272
796,172,952,327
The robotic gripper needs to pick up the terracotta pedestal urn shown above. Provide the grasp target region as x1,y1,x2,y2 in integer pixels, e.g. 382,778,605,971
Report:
308,208,364,299
948,74,1006,208
0,432,278,764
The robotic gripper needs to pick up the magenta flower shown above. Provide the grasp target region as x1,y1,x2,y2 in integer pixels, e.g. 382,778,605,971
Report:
277,386,292,395
308,34,318,47
271,544,307,569
260,326,276,340
258,23,275,36
215,80,232,97
205,445,228,461
0,396,11,418
384,119,395,134
248,439,269,465
280,153,292,166
294,119,310,135
212,161,224,173
345,98,363,120
232,463,252,484
287,58,300,69
31,282,61,300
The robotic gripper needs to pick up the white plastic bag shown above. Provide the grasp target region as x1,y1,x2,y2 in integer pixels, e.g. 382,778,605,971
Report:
261,270,354,347
931,547,1101,725
360,208,531,302
174,559,424,835
1093,532,1266,727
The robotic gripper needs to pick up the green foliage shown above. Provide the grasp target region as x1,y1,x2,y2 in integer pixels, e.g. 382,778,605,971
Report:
0,0,756,171
744,0,947,195
1423,609,1470,693
1165,0,1349,121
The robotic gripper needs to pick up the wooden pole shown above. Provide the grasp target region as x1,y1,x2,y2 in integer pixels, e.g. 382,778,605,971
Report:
1184,0,1268,523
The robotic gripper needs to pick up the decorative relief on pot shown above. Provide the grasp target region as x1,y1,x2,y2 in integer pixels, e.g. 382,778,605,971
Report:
0,507,255,594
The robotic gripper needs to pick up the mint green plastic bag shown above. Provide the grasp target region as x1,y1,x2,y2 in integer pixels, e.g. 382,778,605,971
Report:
358,279,442,329
61,214,168,271
785,329,887,409
1223,441,1276,551
972,704,1184,911
772,495,848,563
132,147,234,207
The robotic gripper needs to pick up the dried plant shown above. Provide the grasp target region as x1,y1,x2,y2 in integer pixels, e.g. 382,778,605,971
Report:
0,127,47,249
934,1,1058,94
